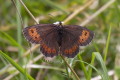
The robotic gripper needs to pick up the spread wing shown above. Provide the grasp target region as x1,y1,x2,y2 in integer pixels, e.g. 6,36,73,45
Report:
60,25,94,58
23,24,59,57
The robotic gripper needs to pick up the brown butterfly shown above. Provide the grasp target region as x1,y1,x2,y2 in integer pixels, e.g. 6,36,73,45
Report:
23,21,94,58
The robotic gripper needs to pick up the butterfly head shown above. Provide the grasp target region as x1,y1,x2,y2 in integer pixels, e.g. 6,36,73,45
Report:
53,21,64,28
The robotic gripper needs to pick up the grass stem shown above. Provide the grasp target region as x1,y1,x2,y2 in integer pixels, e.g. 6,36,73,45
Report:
60,55,80,80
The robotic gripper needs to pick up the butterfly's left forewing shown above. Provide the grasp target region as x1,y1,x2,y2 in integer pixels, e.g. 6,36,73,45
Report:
23,24,54,44
60,25,94,58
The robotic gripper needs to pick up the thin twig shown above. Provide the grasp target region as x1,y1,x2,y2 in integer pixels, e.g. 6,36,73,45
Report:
18,0,39,24
60,55,80,80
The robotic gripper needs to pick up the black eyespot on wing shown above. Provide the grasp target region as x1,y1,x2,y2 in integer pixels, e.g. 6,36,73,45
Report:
77,27,94,46
23,27,42,44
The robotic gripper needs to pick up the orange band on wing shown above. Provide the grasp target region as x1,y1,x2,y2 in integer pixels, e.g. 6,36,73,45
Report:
42,44,56,54
28,28,42,41
78,30,90,43
64,45,78,54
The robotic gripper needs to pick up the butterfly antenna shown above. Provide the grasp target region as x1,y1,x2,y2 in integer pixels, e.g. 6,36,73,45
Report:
48,14,57,23
48,14,55,19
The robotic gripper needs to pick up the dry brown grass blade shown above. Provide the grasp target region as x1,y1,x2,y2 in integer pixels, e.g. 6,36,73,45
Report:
80,0,115,26
63,0,94,24
23,44,40,57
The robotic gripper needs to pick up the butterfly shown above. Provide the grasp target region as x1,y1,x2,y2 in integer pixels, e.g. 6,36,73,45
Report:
23,21,94,58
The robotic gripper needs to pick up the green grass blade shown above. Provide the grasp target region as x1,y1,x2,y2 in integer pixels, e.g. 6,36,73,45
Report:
0,50,34,80
104,26,112,62
94,52,110,80
87,52,95,80
16,0,23,56
75,59,102,77
0,31,24,51
40,0,68,14
77,54,88,79
93,42,100,52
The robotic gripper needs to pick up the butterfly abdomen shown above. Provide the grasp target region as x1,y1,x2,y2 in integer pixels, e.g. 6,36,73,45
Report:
57,29,64,46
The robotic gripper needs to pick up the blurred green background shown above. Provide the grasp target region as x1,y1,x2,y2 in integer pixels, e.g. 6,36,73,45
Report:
0,0,120,80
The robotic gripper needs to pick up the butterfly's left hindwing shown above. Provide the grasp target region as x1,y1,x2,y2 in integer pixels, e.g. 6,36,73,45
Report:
40,29,59,57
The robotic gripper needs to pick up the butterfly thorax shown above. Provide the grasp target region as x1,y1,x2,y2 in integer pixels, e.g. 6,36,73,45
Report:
53,21,63,29
57,27,64,46
53,21,64,46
